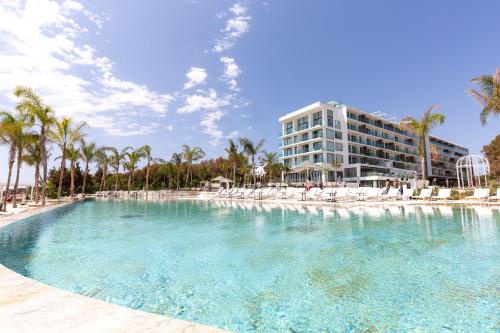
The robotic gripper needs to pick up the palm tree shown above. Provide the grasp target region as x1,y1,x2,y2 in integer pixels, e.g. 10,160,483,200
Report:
14,86,55,206
401,105,445,181
23,141,42,203
79,140,96,195
124,149,144,193
50,117,87,202
239,138,265,189
225,139,240,183
0,111,19,211
469,67,500,126
65,145,80,197
12,124,37,208
171,152,183,190
95,147,112,192
182,145,205,187
140,145,152,197
330,159,342,184
110,146,132,191
260,151,278,183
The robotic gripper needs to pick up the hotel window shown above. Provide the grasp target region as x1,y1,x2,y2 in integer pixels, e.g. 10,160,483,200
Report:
326,129,335,140
284,137,292,146
313,111,322,126
334,120,341,130
284,159,290,167
286,122,293,134
297,116,309,131
327,110,334,127
335,142,343,151
335,154,344,162
313,141,323,151
335,131,343,140
327,153,334,163
301,133,309,142
301,155,309,162
284,148,292,156
312,129,322,138
314,154,324,163
326,141,335,152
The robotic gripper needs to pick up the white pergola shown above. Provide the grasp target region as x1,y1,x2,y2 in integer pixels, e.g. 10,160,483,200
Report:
456,155,490,189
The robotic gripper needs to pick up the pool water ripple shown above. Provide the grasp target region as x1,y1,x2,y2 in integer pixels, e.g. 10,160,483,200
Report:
0,200,498,332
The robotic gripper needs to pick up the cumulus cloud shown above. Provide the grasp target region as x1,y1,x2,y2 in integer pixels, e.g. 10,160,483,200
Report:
177,89,230,114
183,67,208,89
0,0,173,136
200,110,225,146
213,2,251,52
220,56,241,91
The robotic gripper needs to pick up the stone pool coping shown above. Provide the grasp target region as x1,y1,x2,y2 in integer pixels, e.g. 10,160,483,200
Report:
0,201,228,333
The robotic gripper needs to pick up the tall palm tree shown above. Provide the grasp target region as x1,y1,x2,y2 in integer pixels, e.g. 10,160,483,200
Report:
65,145,80,197
12,124,37,208
225,139,240,183
140,145,152,197
110,146,132,191
171,152,183,190
239,138,265,189
79,140,96,195
23,141,42,203
469,67,500,126
14,86,55,206
124,149,144,193
401,105,445,181
330,159,342,184
182,145,205,187
0,111,19,211
260,151,278,183
95,147,112,192
50,117,87,202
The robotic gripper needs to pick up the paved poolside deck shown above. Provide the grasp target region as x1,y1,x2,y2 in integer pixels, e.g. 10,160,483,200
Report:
0,203,228,333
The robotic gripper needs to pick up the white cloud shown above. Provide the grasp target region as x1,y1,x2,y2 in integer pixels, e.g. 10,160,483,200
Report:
177,89,230,114
200,110,225,146
165,124,174,131
213,2,251,52
183,67,208,89
220,56,241,91
0,0,173,136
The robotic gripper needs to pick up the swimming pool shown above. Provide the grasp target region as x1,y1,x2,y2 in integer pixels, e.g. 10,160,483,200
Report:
0,200,498,332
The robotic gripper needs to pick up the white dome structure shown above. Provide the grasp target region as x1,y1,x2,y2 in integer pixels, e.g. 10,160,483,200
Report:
456,155,490,189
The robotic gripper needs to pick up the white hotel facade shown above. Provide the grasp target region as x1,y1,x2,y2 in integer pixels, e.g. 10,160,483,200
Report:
279,101,469,187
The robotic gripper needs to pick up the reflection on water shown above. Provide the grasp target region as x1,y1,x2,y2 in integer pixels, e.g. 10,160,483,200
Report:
0,200,498,332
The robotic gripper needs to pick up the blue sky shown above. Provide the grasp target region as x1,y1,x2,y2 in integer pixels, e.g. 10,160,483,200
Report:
1,0,499,182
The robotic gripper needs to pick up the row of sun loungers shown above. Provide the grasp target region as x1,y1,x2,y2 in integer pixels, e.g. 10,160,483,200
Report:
210,187,500,202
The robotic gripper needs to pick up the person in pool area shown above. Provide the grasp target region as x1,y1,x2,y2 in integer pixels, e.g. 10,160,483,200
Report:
305,177,315,191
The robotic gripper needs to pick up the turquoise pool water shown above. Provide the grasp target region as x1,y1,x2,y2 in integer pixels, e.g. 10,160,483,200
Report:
0,200,498,332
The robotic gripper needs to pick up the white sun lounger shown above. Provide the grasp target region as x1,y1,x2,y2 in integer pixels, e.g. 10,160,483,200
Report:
291,188,306,201
401,187,415,200
320,187,336,201
432,188,451,200
488,189,500,201
465,188,490,200
412,188,432,200
383,187,401,200
332,187,351,202
305,187,321,200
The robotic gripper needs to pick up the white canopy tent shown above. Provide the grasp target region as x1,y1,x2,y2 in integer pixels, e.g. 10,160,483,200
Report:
211,176,234,189
456,155,490,189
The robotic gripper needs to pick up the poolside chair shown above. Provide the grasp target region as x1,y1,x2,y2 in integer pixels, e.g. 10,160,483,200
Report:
487,189,500,201
464,188,490,200
305,187,321,201
401,187,415,200
277,187,293,199
412,188,432,200
291,188,306,201
320,187,336,201
358,187,382,201
332,187,351,202
432,188,451,200
261,188,278,200
383,187,400,200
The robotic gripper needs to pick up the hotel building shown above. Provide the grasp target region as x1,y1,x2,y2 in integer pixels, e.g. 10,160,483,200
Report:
278,101,468,187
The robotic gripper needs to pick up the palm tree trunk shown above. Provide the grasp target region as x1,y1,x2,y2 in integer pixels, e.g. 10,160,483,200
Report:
2,146,15,212
252,156,256,189
145,160,150,197
233,164,236,184
70,161,75,197
57,143,66,203
185,164,190,188
82,161,89,195
34,164,40,203
127,172,132,193
40,129,47,206
13,149,23,208
420,138,428,182
114,168,119,191
176,169,180,190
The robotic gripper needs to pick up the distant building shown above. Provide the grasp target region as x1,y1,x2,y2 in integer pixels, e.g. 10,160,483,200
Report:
278,101,468,187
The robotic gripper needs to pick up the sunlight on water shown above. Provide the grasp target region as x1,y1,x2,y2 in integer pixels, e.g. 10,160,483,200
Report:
0,200,498,332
